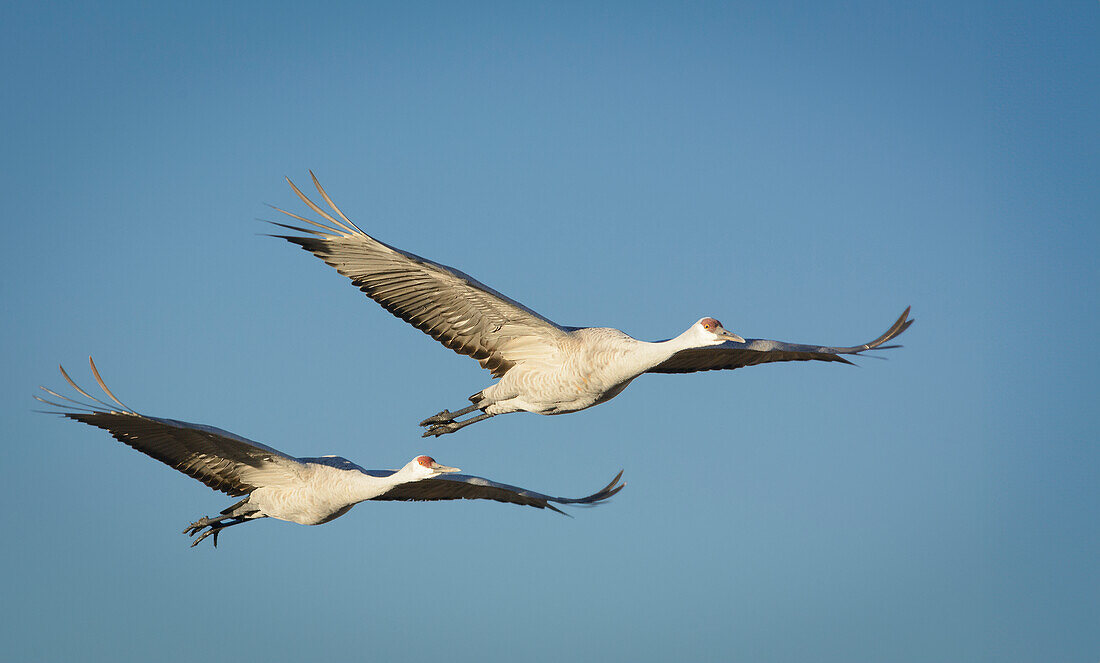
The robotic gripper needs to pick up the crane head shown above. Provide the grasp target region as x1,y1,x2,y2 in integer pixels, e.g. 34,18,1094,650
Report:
412,455,461,476
696,317,745,344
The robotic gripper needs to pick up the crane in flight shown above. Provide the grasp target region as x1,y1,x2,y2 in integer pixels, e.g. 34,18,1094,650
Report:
37,359,624,547
271,174,913,437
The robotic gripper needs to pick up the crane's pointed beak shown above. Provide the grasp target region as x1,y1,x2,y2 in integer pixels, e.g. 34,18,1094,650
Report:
718,327,745,343
431,462,461,473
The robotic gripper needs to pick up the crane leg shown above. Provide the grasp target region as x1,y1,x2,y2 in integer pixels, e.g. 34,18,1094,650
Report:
182,498,250,535
183,514,252,548
419,403,481,427
183,513,235,534
422,412,493,437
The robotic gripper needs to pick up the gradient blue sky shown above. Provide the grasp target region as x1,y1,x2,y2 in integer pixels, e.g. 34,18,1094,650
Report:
2,3,1097,662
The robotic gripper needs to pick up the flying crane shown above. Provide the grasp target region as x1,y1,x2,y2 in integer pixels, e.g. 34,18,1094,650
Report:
271,174,913,437
37,359,624,547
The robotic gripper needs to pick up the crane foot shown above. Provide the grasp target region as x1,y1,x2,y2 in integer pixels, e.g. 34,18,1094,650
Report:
422,423,458,437
419,410,455,426
419,403,481,427
183,515,217,535
183,513,250,548
421,412,493,437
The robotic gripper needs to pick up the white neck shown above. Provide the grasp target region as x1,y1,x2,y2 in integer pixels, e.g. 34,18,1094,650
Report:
632,325,713,371
347,462,426,502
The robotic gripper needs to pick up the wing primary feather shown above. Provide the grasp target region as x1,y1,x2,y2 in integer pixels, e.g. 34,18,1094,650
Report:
310,170,365,234
285,177,357,235
266,204,341,235
88,357,132,411
60,364,118,411
34,393,100,413
855,307,912,350
596,470,625,497
263,220,327,236
37,385,96,409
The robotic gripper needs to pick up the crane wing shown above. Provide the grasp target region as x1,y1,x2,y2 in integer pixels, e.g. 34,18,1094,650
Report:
369,470,625,514
269,173,569,378
37,359,302,497
647,307,913,374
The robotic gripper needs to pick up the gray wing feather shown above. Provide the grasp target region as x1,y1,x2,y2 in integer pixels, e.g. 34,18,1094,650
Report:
38,359,299,497
648,307,913,374
270,173,568,378
369,470,625,515
298,456,378,474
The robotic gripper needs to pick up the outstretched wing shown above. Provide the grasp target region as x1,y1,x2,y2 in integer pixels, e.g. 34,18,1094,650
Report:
370,470,625,515
37,359,302,497
269,173,569,378
648,307,913,374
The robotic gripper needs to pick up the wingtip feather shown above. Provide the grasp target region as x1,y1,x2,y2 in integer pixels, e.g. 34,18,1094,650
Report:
286,175,357,235
309,171,365,234
89,357,130,411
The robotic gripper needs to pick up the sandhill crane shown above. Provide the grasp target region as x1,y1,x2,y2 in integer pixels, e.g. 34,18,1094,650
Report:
270,174,914,437
37,359,625,547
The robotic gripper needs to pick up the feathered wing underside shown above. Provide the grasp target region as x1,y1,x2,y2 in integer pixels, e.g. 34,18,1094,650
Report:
37,359,302,497
648,307,913,374
369,470,625,515
269,173,569,378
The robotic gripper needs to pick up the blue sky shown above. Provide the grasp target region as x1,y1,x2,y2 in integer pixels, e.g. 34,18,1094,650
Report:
2,2,1097,661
